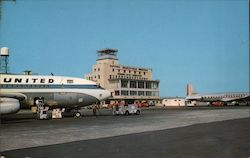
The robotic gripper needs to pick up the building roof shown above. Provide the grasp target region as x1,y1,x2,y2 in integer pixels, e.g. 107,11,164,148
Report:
97,48,118,53
97,48,118,60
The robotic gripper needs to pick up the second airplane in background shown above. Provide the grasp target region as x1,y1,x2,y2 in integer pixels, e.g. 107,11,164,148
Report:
185,83,249,106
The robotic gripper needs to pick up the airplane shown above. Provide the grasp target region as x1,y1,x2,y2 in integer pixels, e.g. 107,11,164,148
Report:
0,73,110,117
185,83,250,106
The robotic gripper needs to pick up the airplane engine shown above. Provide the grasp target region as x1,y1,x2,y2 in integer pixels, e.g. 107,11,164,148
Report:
0,98,20,115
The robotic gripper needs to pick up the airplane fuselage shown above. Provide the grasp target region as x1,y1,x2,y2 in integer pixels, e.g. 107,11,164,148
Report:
0,74,110,114
186,93,249,102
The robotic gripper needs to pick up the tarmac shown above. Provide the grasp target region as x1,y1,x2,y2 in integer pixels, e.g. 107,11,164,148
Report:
1,106,250,158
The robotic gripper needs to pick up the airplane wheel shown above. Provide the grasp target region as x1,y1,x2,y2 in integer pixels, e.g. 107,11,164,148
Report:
74,112,81,118
135,110,140,115
125,111,129,115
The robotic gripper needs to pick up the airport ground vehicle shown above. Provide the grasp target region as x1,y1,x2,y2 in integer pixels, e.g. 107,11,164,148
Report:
113,104,140,115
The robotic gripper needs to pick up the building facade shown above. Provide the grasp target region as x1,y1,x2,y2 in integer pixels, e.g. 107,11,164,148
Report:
85,48,160,105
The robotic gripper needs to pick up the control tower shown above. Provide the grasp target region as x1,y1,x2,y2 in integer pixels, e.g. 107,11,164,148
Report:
97,48,118,61
0,47,10,73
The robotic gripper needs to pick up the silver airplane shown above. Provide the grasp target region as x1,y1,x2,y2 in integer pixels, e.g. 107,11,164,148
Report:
186,83,250,106
0,73,110,117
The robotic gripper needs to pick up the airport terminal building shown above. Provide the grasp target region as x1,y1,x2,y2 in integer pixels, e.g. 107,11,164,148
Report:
85,48,160,106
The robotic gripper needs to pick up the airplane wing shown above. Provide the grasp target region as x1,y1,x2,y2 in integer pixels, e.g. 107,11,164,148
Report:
186,95,202,100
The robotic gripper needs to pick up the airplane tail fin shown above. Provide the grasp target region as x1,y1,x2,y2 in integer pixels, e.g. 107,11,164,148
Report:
187,83,196,96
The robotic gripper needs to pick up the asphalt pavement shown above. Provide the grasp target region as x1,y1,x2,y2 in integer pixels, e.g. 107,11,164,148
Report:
1,107,250,158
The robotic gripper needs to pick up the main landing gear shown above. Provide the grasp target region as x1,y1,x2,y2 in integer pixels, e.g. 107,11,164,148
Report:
74,111,82,118
66,108,82,118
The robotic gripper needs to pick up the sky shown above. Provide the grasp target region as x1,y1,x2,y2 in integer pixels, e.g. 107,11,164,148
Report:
0,0,249,97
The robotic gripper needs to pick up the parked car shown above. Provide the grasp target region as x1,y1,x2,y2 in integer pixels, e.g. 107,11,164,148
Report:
113,104,141,115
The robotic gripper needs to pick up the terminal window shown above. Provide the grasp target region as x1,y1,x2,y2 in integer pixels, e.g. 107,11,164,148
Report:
138,91,144,96
121,90,129,96
130,91,137,96
130,81,137,88
152,83,159,89
121,80,128,88
146,91,152,96
115,91,120,96
146,82,152,89
138,81,144,88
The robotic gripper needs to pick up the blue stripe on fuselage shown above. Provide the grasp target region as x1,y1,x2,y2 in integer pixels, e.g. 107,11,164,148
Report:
0,84,103,89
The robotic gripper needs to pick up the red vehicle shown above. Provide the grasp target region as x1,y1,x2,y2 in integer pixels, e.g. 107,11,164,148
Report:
137,102,149,108
211,101,224,106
